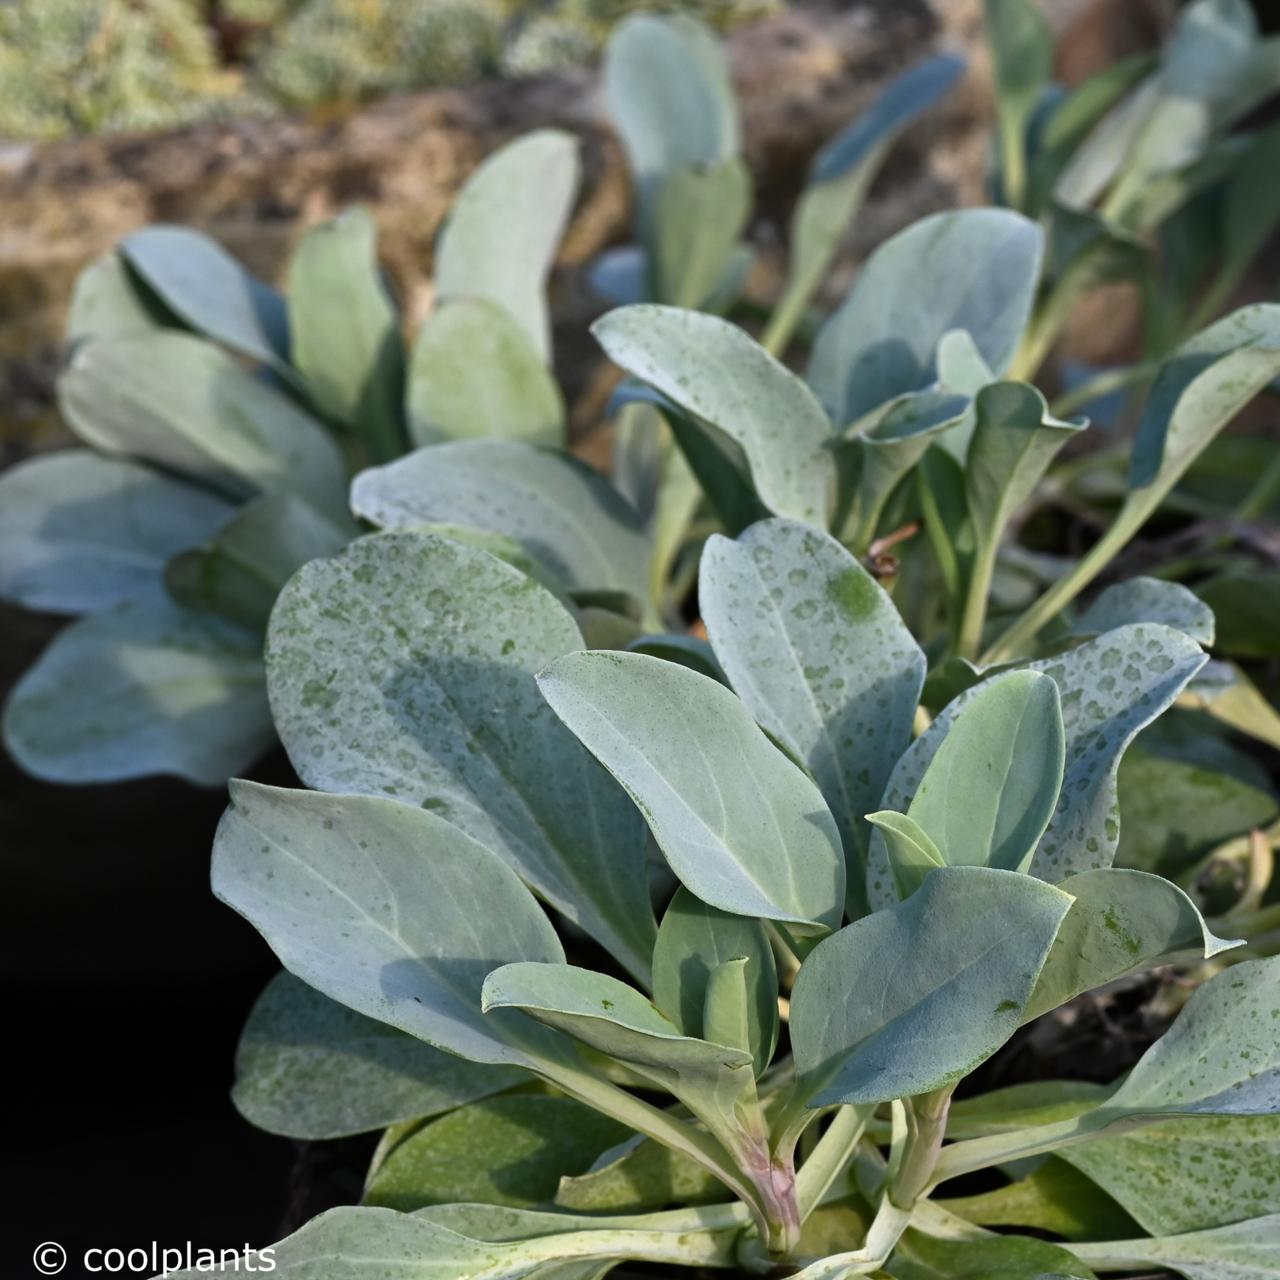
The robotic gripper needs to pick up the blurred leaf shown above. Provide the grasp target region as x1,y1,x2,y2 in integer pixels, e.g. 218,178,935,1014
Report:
287,206,404,459
652,157,751,308
0,451,232,614
59,331,347,520
1115,743,1276,878
352,441,647,601
809,209,1043,428
1179,660,1280,751
984,0,1053,209
407,297,565,449
3,592,271,786
434,130,580,363
165,491,352,631
766,53,965,352
1195,569,1280,658
67,250,173,347
604,13,738,240
121,225,289,370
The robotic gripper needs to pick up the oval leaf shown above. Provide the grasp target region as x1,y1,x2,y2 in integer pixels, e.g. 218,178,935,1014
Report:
406,298,566,449
352,441,647,600
120,224,289,368
287,206,404,456
809,209,1043,428
791,866,1072,1106
537,650,845,934
699,518,925,916
234,972,524,1139
3,593,271,786
213,781,566,1068
266,531,656,983
593,306,835,526
906,669,1065,875
0,451,232,614
435,130,580,363
58,331,347,519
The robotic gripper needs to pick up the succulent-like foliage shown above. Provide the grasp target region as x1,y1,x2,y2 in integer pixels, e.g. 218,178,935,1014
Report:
2,7,1280,1276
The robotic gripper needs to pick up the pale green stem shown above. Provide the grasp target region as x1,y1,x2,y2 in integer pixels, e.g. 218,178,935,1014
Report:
534,1051,766,1227
504,1224,742,1270
888,1086,954,1209
762,278,815,358
1049,360,1157,418
979,489,1149,662
927,1109,1122,1189
1008,286,1073,384
795,1106,871,1220
1235,448,1280,522
955,532,999,662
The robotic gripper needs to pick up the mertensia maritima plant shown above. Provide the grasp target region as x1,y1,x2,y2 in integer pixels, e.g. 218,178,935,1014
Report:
0,2,1279,1274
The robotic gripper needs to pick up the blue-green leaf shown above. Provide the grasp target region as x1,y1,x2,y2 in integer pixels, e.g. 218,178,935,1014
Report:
652,887,778,1077
233,972,525,1139
699,518,925,916
213,781,566,1068
869,624,1206,905
265,532,656,983
809,209,1043,428
120,224,289,369
538,650,845,934
906,670,1065,875
791,867,1072,1106
58,331,347,520
351,441,647,601
3,592,271,786
604,13,738,239
406,298,565,448
594,306,834,526
287,206,404,457
434,130,580,364
0,451,232,614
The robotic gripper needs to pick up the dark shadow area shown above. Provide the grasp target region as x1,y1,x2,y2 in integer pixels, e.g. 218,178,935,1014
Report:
0,604,298,1276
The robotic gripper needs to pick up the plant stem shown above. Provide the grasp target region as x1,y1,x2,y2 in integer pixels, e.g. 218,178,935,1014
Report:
795,1106,871,1220
927,1108,1121,1189
889,1086,953,1209
1049,359,1157,418
981,501,1136,662
955,533,998,662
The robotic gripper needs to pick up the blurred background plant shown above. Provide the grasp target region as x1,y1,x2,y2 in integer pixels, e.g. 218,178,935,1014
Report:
0,0,780,140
